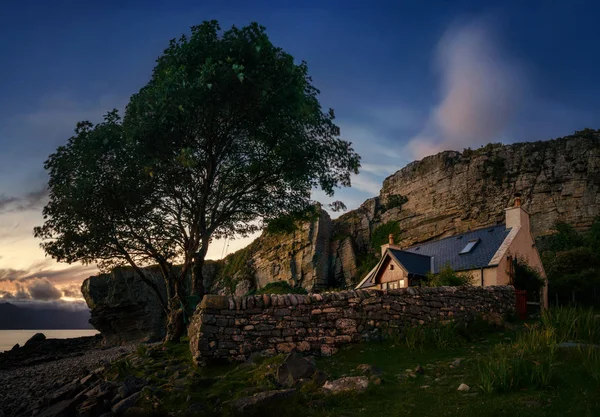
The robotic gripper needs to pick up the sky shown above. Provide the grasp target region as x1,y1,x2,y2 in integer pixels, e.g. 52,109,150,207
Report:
1,0,599,306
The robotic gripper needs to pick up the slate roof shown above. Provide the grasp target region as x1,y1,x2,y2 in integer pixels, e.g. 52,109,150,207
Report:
388,249,431,276
402,225,512,273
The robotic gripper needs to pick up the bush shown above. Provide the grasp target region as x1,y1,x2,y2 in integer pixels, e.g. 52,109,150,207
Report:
579,346,600,384
512,257,545,294
371,221,402,250
425,264,472,287
382,194,408,212
246,281,307,296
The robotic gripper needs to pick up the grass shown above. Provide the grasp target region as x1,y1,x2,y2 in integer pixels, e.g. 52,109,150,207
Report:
108,308,600,417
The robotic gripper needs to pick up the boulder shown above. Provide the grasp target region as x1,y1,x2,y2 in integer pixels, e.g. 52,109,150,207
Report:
25,332,46,346
276,354,317,387
111,392,141,415
227,389,296,412
322,376,369,394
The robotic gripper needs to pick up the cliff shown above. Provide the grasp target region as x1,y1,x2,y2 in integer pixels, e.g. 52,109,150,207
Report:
229,130,600,289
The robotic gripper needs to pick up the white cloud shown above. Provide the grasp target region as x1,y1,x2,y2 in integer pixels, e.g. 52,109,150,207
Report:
407,17,525,159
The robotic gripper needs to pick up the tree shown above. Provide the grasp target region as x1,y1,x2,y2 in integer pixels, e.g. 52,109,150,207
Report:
35,21,360,341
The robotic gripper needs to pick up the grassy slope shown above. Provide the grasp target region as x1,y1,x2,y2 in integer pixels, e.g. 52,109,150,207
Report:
112,315,600,417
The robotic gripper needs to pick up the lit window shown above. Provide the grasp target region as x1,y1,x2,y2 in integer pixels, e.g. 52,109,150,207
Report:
460,239,480,254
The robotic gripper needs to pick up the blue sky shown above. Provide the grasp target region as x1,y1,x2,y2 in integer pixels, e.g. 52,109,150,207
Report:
1,0,599,302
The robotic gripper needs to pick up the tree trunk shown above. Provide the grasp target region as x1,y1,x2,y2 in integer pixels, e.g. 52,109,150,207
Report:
164,274,187,343
192,239,209,299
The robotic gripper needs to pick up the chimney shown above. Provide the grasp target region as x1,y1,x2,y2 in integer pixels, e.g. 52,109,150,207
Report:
514,193,522,207
389,233,395,245
505,193,530,231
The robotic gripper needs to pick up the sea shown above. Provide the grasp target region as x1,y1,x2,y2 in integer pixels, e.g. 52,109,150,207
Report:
0,329,99,352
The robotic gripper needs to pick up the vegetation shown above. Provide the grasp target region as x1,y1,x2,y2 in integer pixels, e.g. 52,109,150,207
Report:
355,252,378,282
114,306,600,416
425,264,472,287
540,219,600,306
246,281,307,296
462,142,503,158
511,257,545,294
370,221,402,251
34,21,360,341
381,194,408,212
482,156,507,186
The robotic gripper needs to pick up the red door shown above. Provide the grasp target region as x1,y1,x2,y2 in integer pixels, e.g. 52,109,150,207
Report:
515,289,527,319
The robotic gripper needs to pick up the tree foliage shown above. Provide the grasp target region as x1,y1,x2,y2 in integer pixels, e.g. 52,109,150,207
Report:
511,257,545,294
35,21,360,340
541,219,600,305
425,263,472,287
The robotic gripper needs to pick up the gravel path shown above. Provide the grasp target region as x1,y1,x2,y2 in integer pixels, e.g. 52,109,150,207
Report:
0,345,136,416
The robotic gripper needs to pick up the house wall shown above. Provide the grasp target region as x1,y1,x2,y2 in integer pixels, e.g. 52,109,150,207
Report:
189,286,516,364
376,258,408,289
461,268,498,287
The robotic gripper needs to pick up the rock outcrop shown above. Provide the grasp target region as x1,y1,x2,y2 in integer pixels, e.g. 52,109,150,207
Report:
81,267,168,345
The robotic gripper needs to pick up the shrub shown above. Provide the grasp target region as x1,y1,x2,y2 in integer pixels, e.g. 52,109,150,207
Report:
356,252,378,280
246,281,307,296
511,257,545,294
382,194,408,212
371,221,402,250
425,264,472,287
403,325,426,352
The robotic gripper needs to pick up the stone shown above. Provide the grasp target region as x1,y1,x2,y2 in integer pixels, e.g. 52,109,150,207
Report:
227,389,296,412
200,295,229,310
457,383,470,392
37,399,78,417
451,358,463,368
276,354,317,387
322,376,369,394
356,364,382,377
414,365,424,374
10,343,19,351
117,376,146,399
25,333,46,346
111,392,141,415
420,385,430,389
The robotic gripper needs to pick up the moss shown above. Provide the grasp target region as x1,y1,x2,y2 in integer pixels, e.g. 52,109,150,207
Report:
381,194,408,212
246,281,307,295
483,156,506,186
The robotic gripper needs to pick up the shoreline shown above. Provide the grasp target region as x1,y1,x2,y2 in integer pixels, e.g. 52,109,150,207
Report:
0,332,139,417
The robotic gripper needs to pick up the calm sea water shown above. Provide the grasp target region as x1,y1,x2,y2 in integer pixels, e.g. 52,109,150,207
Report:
0,329,99,352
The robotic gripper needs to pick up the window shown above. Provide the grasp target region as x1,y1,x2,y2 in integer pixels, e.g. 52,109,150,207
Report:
459,239,480,254
390,264,394,270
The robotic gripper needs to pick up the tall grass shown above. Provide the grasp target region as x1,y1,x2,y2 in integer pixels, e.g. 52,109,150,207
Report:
540,306,600,344
478,325,557,393
579,346,600,384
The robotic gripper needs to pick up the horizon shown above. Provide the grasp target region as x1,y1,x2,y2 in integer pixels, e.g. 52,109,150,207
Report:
1,0,600,307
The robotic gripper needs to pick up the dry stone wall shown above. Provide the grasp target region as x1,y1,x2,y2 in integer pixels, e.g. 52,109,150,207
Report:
189,286,515,364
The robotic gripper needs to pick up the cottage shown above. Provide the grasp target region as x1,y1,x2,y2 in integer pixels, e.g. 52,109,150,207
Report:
355,195,548,308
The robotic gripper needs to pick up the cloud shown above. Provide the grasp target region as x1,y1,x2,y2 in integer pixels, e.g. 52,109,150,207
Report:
0,262,98,286
0,187,48,214
27,278,63,301
407,17,525,159
61,284,84,299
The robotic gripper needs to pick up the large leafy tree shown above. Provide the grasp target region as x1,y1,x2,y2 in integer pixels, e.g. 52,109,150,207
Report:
35,21,360,341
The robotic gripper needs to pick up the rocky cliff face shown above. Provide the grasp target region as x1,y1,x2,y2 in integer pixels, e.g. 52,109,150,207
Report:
244,131,600,289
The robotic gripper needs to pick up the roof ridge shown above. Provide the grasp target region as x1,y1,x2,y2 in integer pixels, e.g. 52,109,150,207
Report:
388,248,431,259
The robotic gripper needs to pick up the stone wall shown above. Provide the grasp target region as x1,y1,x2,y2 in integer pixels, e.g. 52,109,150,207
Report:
189,286,515,364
